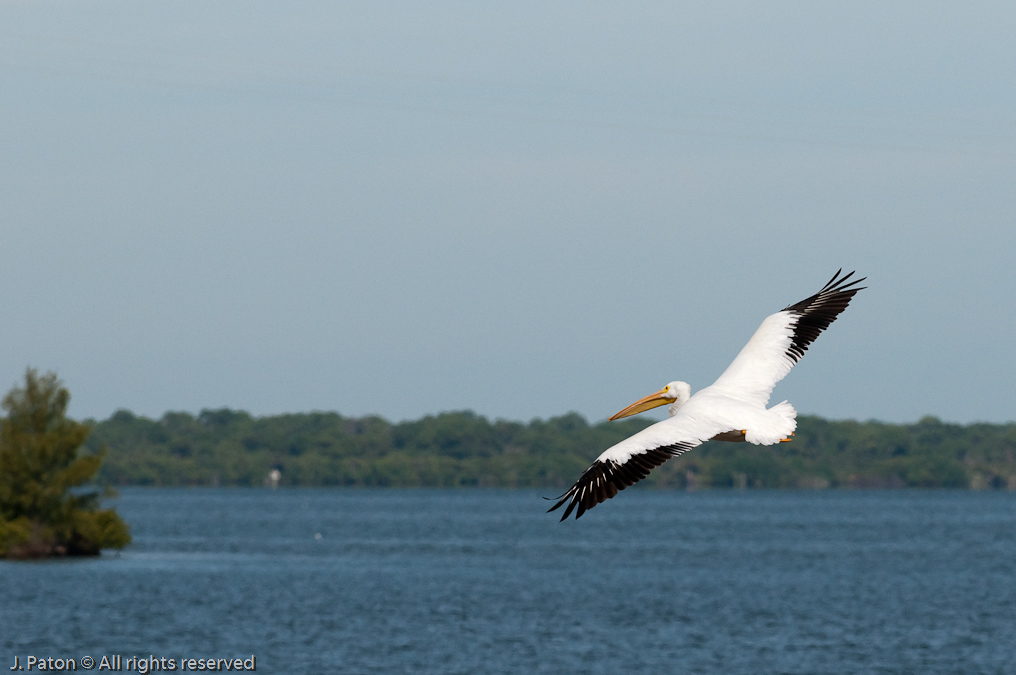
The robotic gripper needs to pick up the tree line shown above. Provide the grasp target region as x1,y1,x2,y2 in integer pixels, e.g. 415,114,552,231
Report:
86,407,1016,490
7,367,1010,559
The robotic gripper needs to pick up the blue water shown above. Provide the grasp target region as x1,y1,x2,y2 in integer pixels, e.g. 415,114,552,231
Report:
2,489,1016,674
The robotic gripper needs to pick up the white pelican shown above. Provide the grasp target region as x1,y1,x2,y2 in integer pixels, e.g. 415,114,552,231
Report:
548,269,865,520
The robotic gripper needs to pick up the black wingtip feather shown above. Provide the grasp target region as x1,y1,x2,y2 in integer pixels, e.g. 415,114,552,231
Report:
780,270,865,364
549,442,696,521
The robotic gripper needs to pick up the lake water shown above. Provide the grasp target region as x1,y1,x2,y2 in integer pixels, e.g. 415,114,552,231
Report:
2,489,1016,674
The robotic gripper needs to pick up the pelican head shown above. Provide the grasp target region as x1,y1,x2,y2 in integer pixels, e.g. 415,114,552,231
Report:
609,381,691,420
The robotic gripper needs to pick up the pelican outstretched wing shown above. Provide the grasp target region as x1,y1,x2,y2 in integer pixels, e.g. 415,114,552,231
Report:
708,269,866,408
546,410,726,520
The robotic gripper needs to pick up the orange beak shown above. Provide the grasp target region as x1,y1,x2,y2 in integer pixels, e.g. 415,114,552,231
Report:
609,386,677,420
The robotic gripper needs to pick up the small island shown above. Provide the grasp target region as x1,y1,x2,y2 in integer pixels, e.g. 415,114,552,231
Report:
0,369,130,559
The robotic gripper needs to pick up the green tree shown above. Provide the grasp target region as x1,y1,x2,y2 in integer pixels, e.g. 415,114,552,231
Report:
0,369,130,558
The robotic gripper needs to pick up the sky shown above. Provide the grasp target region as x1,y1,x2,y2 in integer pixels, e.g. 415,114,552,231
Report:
1,1,1014,425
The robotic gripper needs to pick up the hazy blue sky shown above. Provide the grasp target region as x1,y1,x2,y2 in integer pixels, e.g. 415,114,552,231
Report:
1,1,1014,424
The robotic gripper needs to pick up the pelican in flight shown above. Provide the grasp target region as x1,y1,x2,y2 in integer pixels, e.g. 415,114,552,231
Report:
548,270,865,520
